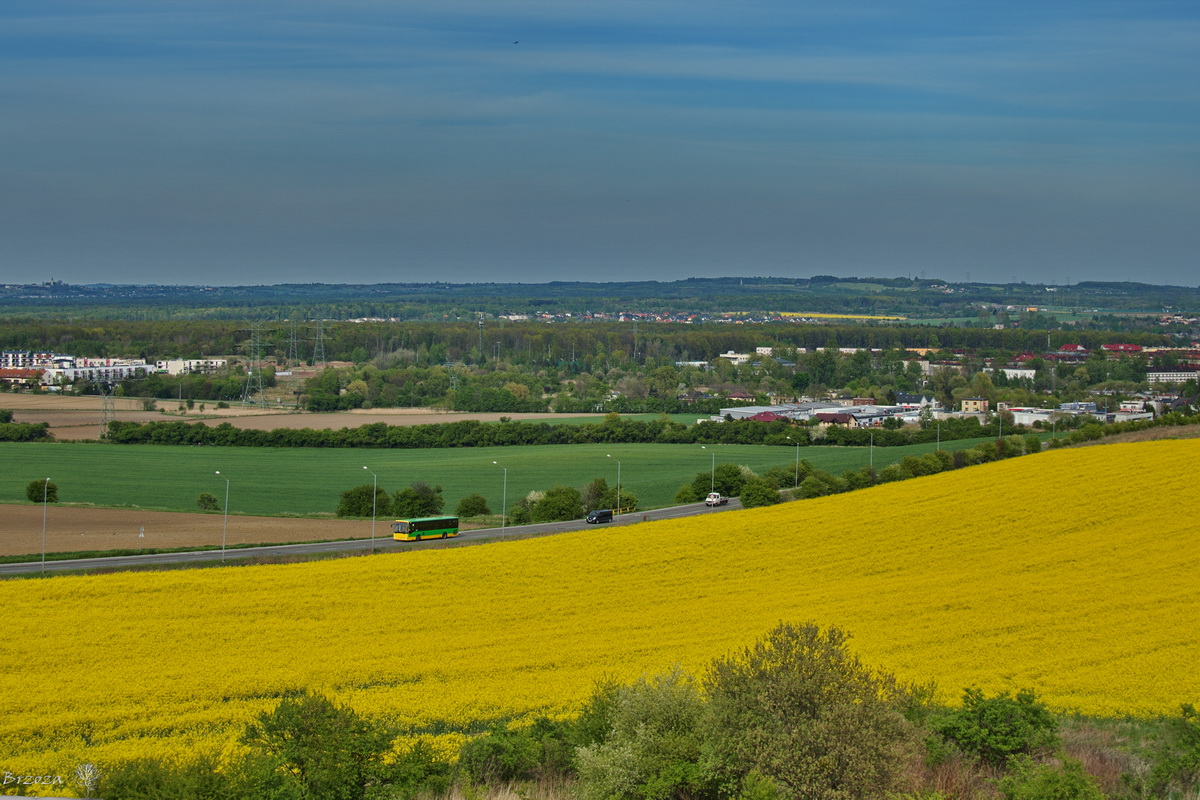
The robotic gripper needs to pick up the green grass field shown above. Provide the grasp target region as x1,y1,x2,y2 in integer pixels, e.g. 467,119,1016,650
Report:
1,437,998,517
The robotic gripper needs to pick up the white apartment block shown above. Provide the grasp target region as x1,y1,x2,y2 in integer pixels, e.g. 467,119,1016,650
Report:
155,358,228,376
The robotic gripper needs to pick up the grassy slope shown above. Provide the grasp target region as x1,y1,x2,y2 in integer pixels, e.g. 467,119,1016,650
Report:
0,437,994,516
1,439,1196,774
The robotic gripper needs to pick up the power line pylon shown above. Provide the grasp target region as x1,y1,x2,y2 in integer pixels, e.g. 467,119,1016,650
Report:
312,319,327,367
98,382,116,439
242,322,266,405
286,320,300,368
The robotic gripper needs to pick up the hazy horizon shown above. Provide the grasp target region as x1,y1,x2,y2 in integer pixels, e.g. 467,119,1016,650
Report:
3,2,1197,288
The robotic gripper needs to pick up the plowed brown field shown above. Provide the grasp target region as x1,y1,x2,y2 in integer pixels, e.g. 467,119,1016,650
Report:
6,394,603,440
0,503,367,556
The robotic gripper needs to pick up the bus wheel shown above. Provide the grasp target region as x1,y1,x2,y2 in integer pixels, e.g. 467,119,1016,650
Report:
441,532,447,539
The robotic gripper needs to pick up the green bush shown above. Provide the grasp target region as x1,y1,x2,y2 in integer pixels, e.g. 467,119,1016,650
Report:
336,483,391,518
99,753,237,800
241,691,399,800
25,478,58,503
196,492,219,511
932,688,1058,767
576,669,711,800
998,756,1103,800
392,482,443,517
458,717,574,783
455,493,491,518
1147,704,1200,798
796,475,829,499
531,485,585,522
739,476,781,508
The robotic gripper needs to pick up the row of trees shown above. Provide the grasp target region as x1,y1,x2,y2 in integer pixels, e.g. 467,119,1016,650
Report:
103,413,1010,450
0,406,51,442
336,482,447,519
88,622,1200,800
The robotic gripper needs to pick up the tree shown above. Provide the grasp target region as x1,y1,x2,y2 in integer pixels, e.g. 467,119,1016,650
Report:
531,485,585,522
739,477,781,508
392,482,444,518
337,483,391,518
704,622,919,800
196,492,219,511
26,479,58,503
455,493,491,518
241,691,398,800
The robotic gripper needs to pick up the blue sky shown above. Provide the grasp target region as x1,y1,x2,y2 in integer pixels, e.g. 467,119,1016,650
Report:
1,1,1197,286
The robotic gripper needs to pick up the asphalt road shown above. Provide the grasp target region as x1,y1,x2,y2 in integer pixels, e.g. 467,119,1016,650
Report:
0,498,745,576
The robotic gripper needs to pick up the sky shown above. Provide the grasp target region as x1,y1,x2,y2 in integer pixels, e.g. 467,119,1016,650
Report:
1,1,1197,287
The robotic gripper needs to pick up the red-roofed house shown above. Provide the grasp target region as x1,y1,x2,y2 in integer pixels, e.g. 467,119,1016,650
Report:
0,368,43,387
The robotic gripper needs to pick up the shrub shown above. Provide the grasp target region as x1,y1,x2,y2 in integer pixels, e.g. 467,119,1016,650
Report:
241,691,399,800
576,669,711,800
25,479,58,503
1146,704,1200,798
532,485,585,522
740,477,782,508
337,483,391,518
458,717,574,783
796,475,829,499
392,482,443,517
704,622,919,800
932,688,1059,767
998,756,1103,800
196,492,219,511
455,493,491,518
877,463,911,484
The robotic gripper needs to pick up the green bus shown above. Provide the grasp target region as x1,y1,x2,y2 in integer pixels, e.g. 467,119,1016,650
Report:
392,516,459,542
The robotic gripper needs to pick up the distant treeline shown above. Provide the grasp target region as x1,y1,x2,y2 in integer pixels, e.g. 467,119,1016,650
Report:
102,414,1012,449
0,317,1172,367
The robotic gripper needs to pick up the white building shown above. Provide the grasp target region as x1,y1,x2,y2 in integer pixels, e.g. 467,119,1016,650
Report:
41,363,149,386
1147,369,1198,384
155,358,228,376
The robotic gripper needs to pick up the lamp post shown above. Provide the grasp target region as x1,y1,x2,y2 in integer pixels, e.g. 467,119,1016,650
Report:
41,477,49,576
214,471,229,562
869,430,874,471
493,461,507,529
701,445,715,493
936,421,941,451
786,436,801,487
607,454,621,516
363,466,377,551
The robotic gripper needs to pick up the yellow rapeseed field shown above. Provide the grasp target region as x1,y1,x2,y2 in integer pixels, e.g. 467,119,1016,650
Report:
2,439,1198,779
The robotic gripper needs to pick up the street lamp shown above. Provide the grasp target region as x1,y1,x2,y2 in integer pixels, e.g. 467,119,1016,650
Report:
363,466,377,551
869,430,875,471
41,478,49,576
493,461,507,529
607,454,621,516
700,445,715,492
214,471,229,562
786,436,801,488
936,421,941,451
